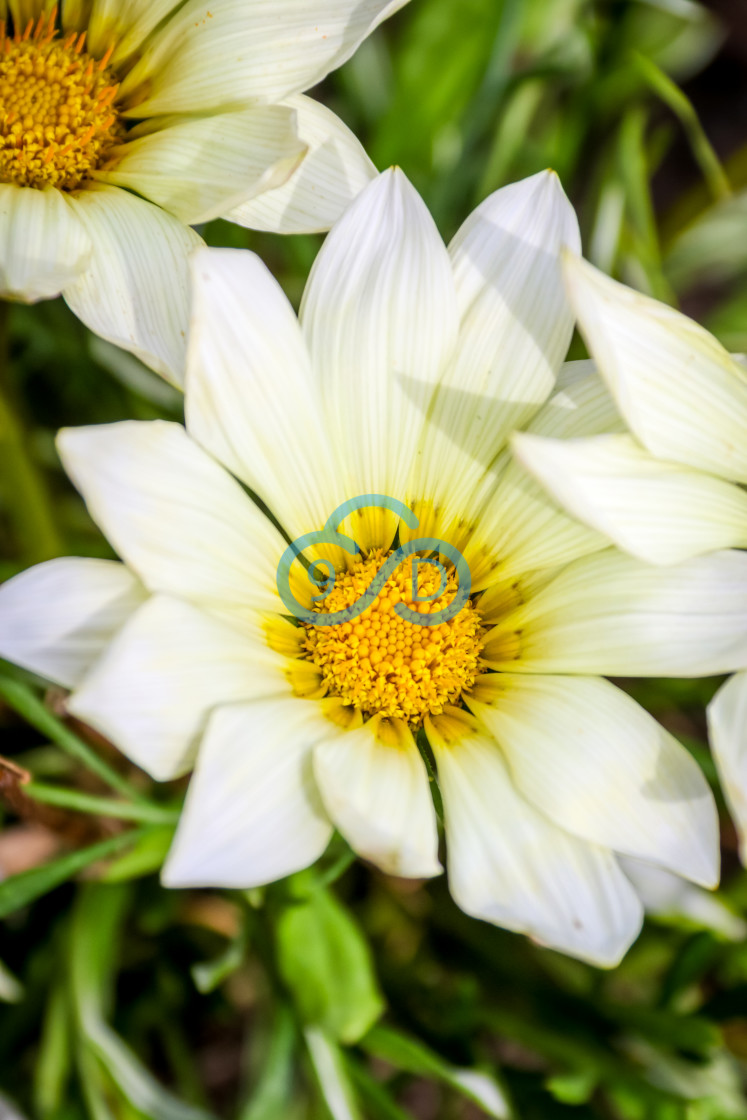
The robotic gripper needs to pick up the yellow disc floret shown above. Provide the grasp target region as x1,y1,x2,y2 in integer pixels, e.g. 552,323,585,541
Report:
0,10,123,190
304,550,485,726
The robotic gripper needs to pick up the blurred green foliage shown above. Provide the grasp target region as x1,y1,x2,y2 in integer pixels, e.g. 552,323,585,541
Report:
3,0,747,1117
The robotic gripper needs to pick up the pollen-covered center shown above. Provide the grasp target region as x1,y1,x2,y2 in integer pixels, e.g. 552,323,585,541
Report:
303,549,485,726
0,11,123,190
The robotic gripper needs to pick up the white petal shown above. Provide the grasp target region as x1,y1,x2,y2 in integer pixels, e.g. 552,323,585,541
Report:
513,432,747,566
62,185,202,386
313,718,441,879
430,728,642,966
466,366,619,582
300,169,458,540
98,106,306,225
469,674,718,886
488,549,747,676
80,0,183,67
0,185,90,303
185,248,342,540
118,0,408,116
56,421,286,614
564,252,747,483
411,171,580,518
68,595,289,780
0,558,145,689
708,672,747,866
619,856,747,942
163,697,334,887
228,94,376,234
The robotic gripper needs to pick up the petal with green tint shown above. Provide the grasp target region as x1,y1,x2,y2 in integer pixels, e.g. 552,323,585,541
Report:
487,549,747,677
708,671,747,866
63,185,202,386
514,431,747,565
564,252,747,483
228,94,377,234
118,0,409,117
0,184,90,302
98,105,306,225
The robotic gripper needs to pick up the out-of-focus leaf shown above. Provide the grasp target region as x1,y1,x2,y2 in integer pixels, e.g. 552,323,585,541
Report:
0,957,23,1002
34,983,71,1119
546,1068,598,1105
100,826,174,883
0,829,149,917
276,887,384,1044
666,191,747,290
191,923,247,994
361,1026,510,1118
70,885,217,1120
304,1027,362,1120
240,1005,297,1120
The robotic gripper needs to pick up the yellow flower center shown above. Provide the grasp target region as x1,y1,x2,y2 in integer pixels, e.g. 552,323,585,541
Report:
0,10,122,190
303,550,485,726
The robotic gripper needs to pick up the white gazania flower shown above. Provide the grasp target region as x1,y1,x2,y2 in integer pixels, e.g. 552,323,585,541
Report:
2,170,747,966
512,254,747,869
0,0,396,382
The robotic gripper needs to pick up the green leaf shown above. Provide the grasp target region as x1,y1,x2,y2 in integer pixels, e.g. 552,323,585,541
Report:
361,1026,510,1118
191,924,248,994
0,829,150,918
100,826,175,883
240,1005,297,1120
275,887,384,1044
304,1027,362,1120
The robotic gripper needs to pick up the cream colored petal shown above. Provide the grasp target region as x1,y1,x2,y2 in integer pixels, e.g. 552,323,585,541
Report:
300,168,458,544
488,549,747,677
98,106,306,225
466,366,620,584
564,252,747,483
469,674,718,886
77,0,183,66
513,431,747,565
119,0,409,116
163,697,335,887
708,672,747,866
8,0,49,26
62,184,202,386
430,728,642,966
56,421,285,614
313,718,441,879
619,856,747,942
410,171,580,519
228,94,376,234
0,185,90,303
68,595,289,780
185,248,342,540
0,558,145,690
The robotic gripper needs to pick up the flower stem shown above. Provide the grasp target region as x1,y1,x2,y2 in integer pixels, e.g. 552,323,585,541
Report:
0,301,63,563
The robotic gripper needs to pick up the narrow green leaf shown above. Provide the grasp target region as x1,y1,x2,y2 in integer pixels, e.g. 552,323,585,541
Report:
0,829,150,918
34,983,71,1119
304,1027,362,1120
362,1027,510,1118
25,783,180,824
100,826,175,883
0,676,143,801
240,1005,297,1120
191,924,247,994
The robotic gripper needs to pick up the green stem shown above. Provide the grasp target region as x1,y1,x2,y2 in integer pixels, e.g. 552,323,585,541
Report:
0,676,147,803
0,302,63,563
25,782,180,825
